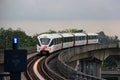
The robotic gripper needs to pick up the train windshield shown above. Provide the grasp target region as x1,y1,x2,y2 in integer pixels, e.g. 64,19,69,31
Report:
40,38,50,45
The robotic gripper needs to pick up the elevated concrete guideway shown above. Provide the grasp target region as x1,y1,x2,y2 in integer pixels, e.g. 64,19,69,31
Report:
61,43,118,62
58,43,120,80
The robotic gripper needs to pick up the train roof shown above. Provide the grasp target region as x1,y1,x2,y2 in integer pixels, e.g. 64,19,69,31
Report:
60,33,74,37
87,33,98,36
37,33,98,39
37,34,62,39
73,33,86,36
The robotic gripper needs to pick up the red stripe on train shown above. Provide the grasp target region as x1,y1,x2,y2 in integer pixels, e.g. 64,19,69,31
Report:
42,45,47,51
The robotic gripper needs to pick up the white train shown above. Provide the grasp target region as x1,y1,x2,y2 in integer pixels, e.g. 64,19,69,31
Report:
37,33,98,56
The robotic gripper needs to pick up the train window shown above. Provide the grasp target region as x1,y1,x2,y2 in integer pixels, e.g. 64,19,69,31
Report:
75,36,82,41
76,37,78,40
67,37,73,42
67,37,69,42
66,37,68,42
72,37,73,41
75,36,78,41
49,40,53,46
88,36,91,39
58,38,59,44
40,38,50,45
63,38,65,42
56,38,59,44
88,36,98,39
63,37,68,42
83,36,86,40
55,38,57,44
53,39,56,45
57,38,59,43
95,36,98,39
58,38,62,44
92,36,94,39
90,36,92,39
76,37,79,41
81,36,83,40
54,39,57,45
81,36,84,40
69,37,71,42
60,38,62,43
79,36,82,40
92,36,98,39
91,36,93,39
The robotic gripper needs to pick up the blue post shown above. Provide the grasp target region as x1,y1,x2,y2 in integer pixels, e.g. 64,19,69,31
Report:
12,37,18,50
4,37,27,80
11,37,21,80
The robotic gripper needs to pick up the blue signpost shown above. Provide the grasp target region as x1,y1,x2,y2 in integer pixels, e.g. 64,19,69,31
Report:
13,37,18,49
4,37,27,80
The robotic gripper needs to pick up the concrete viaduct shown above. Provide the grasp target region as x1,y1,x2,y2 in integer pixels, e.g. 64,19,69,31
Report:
57,43,120,80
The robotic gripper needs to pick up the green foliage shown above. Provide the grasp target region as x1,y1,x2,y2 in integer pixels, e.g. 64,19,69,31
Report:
0,28,37,49
41,29,57,34
40,29,84,34
58,29,84,33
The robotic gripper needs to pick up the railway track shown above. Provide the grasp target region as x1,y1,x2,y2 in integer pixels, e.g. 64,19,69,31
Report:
27,55,40,80
25,54,54,80
37,57,54,80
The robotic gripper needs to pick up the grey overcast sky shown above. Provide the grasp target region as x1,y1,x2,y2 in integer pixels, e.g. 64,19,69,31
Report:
0,0,120,38
0,0,120,21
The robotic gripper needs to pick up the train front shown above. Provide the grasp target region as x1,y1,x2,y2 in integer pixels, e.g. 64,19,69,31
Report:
37,34,52,56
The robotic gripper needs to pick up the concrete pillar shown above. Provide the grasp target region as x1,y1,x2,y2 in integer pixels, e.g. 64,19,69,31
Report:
78,60,82,72
89,62,93,75
92,62,97,76
75,60,80,71
116,61,120,71
96,62,102,78
80,60,84,72
86,61,89,74
83,60,87,74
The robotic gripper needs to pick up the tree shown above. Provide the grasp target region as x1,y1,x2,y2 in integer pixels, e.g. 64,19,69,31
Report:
0,28,37,49
98,31,119,43
41,29,57,34
58,29,84,33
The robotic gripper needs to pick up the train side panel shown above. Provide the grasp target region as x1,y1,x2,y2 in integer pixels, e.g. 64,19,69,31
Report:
49,43,62,53
87,33,98,44
61,33,74,49
63,42,74,49
74,33,87,46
